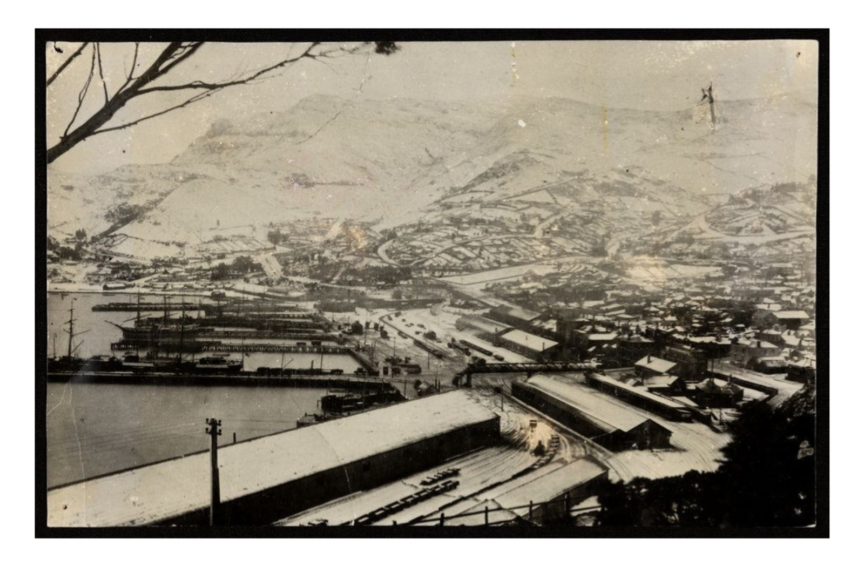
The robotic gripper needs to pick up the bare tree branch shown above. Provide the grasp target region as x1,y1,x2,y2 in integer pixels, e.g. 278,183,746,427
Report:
92,90,217,135
136,42,320,95
47,41,396,164
154,42,205,78
129,43,139,79
46,42,89,87
62,44,96,139
95,43,109,104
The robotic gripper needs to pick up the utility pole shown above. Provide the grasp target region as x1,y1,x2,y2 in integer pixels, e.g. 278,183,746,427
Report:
205,418,222,526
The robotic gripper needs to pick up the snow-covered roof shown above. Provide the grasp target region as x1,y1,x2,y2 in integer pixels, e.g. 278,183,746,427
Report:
490,304,541,322
457,315,511,335
775,310,810,320
48,391,498,527
587,333,617,341
523,375,664,434
500,329,558,352
635,356,678,375
588,372,686,410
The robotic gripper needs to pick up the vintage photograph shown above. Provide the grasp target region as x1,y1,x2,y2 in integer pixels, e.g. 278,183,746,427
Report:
40,33,824,532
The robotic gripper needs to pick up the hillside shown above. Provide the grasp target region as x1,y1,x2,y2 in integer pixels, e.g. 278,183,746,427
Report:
46,92,817,261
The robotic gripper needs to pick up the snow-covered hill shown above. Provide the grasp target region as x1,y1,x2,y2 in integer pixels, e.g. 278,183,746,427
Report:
47,92,817,259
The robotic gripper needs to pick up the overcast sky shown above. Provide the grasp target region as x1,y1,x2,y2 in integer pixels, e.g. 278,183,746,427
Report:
46,40,818,174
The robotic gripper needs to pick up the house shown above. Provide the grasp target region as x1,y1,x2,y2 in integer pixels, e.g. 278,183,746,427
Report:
752,309,810,330
730,339,782,368
634,355,678,377
617,334,655,365
750,356,789,374
663,345,708,379
573,329,618,354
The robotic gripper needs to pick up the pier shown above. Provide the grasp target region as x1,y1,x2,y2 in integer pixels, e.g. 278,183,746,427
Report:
47,371,390,390
199,343,350,354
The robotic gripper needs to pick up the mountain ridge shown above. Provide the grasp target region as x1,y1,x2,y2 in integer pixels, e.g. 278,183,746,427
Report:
47,93,817,260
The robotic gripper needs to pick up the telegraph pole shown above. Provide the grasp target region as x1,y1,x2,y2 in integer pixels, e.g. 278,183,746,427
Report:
205,418,222,526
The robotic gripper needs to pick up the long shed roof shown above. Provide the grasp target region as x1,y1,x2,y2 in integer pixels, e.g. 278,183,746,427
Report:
523,375,667,435
48,391,498,527
500,329,558,352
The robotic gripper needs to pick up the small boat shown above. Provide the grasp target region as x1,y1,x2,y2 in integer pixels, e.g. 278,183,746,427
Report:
195,355,243,373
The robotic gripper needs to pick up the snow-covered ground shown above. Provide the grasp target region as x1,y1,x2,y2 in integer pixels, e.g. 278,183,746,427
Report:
278,386,588,526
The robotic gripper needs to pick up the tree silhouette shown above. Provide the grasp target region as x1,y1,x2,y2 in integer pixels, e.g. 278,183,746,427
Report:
596,385,815,527
46,41,399,164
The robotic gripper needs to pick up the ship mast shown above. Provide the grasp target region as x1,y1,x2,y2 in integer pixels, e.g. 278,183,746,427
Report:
66,301,75,359
136,291,141,357
62,299,88,360
179,298,186,362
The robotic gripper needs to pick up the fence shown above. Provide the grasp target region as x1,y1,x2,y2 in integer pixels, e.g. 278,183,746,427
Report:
404,497,603,527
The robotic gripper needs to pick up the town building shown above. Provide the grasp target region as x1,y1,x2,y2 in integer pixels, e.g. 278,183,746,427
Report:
617,334,656,365
752,309,811,330
486,304,543,331
662,344,708,379
497,329,559,361
730,339,782,368
634,355,678,377
455,315,512,339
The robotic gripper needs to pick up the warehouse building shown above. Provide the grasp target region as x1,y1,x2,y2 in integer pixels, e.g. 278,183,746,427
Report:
455,314,512,340
498,328,559,361
512,375,673,451
486,304,543,331
48,391,500,527
586,372,692,421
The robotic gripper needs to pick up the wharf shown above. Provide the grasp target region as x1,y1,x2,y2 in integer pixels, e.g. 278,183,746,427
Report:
46,371,390,391
200,343,350,354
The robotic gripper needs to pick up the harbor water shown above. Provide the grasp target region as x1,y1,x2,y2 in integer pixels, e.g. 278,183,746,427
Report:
45,293,348,488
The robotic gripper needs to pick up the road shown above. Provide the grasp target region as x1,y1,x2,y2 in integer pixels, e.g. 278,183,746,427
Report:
376,239,398,266
255,251,284,281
